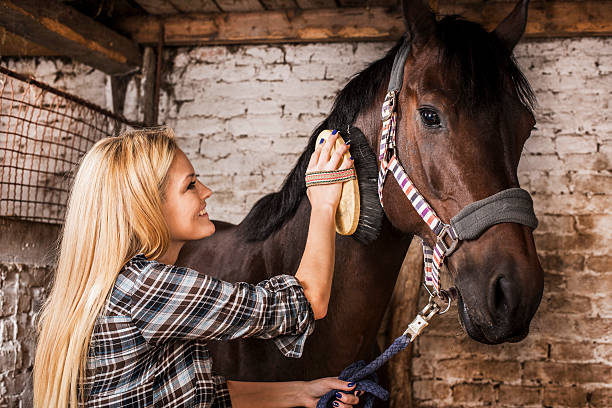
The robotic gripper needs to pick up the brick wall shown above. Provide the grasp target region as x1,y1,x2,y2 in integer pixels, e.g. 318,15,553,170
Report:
0,253,51,407
1,36,610,407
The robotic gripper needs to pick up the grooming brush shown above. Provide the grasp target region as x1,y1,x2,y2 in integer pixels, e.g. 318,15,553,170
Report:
316,129,360,235
318,127,384,244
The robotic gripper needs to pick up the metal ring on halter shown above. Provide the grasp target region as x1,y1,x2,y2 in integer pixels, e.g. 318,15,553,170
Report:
427,290,452,315
437,291,452,314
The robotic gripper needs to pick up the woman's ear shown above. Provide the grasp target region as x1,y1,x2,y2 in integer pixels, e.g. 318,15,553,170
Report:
493,0,530,52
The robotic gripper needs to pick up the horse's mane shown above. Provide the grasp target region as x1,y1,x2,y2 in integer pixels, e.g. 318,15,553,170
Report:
238,16,536,242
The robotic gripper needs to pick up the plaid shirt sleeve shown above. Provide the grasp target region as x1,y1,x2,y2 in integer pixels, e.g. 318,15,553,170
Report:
129,260,315,358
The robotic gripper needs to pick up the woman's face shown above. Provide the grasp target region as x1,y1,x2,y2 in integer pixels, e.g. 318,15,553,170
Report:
162,149,215,245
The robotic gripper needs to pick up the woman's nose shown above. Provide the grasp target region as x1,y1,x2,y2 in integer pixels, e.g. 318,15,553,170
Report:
199,181,212,199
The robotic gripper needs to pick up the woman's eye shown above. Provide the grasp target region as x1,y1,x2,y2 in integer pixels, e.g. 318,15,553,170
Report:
187,181,196,190
419,109,441,128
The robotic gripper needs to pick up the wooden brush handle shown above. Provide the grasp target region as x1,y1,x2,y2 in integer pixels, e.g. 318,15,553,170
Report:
316,130,360,235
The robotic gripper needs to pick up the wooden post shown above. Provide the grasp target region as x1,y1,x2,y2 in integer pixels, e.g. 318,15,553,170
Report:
110,76,130,117
142,46,157,127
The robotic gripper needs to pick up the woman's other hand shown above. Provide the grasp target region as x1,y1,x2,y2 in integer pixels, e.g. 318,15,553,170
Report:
300,377,360,408
306,130,353,213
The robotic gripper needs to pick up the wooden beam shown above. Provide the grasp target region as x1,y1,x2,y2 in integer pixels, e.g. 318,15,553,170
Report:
117,1,612,46
133,0,178,14
0,0,141,75
215,0,265,12
0,26,57,56
295,0,336,10
171,0,220,13
118,8,405,45
259,0,298,10
294,0,335,9
439,1,612,38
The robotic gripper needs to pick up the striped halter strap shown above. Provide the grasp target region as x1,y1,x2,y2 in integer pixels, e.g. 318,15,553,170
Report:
377,38,539,296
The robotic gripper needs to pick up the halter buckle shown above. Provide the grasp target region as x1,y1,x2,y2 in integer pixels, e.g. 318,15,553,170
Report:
437,225,459,256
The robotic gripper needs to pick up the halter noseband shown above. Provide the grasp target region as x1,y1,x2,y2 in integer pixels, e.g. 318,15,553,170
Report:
377,38,538,295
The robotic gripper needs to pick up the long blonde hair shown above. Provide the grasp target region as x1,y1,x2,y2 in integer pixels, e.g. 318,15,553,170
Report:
33,127,178,407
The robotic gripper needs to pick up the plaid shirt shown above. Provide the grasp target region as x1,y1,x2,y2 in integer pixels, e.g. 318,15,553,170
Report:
80,254,314,407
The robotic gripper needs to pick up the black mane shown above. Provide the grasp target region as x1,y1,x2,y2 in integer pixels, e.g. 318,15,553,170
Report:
237,41,402,241
238,16,536,242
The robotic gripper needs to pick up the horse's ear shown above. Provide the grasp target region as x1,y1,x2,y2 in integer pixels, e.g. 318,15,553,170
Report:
402,0,437,46
493,0,530,52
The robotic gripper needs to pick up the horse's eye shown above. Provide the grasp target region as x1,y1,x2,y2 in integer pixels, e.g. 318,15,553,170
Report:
419,109,441,128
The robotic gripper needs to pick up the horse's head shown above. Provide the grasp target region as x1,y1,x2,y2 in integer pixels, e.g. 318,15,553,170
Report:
380,0,543,344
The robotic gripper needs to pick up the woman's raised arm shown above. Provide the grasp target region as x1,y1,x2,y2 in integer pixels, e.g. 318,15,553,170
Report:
294,131,352,319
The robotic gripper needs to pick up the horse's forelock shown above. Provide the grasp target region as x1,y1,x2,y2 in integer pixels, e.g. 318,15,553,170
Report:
435,16,536,113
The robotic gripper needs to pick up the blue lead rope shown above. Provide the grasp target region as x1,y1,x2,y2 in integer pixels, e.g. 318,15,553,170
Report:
316,335,411,408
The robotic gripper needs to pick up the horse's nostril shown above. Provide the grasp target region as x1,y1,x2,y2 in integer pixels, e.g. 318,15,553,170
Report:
490,276,517,316
494,277,506,310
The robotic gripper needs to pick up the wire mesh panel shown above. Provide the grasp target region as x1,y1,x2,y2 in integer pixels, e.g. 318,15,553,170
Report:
0,66,137,224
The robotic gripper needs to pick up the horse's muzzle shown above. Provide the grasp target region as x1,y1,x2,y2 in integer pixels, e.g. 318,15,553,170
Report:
455,266,543,344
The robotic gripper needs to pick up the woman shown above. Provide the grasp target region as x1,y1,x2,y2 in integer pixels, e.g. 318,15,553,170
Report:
33,127,360,408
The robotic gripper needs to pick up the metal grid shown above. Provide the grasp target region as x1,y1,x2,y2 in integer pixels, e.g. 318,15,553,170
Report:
0,66,139,224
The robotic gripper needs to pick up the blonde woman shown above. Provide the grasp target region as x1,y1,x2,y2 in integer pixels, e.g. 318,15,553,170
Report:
33,127,361,408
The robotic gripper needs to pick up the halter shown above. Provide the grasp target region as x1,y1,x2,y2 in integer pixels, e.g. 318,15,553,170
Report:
377,38,538,296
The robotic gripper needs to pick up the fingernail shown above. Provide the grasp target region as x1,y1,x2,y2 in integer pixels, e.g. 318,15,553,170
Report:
353,389,360,395
350,156,354,160
319,138,324,144
333,402,339,407
335,392,342,399
331,129,338,135
347,382,355,387
345,140,350,145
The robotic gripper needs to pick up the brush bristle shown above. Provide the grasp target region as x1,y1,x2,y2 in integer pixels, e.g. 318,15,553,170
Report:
339,126,384,245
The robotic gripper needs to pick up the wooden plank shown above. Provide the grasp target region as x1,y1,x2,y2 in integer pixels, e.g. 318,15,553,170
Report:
0,0,141,74
117,1,612,46
214,0,264,12
0,26,57,56
118,8,405,44
132,0,178,14
294,0,336,9
171,0,221,13
259,0,298,10
439,1,612,37
338,0,398,7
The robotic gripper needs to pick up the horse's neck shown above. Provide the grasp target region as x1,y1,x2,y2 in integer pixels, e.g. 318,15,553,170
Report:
269,195,413,348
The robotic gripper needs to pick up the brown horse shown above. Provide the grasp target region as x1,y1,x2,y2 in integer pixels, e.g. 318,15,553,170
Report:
178,0,543,392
